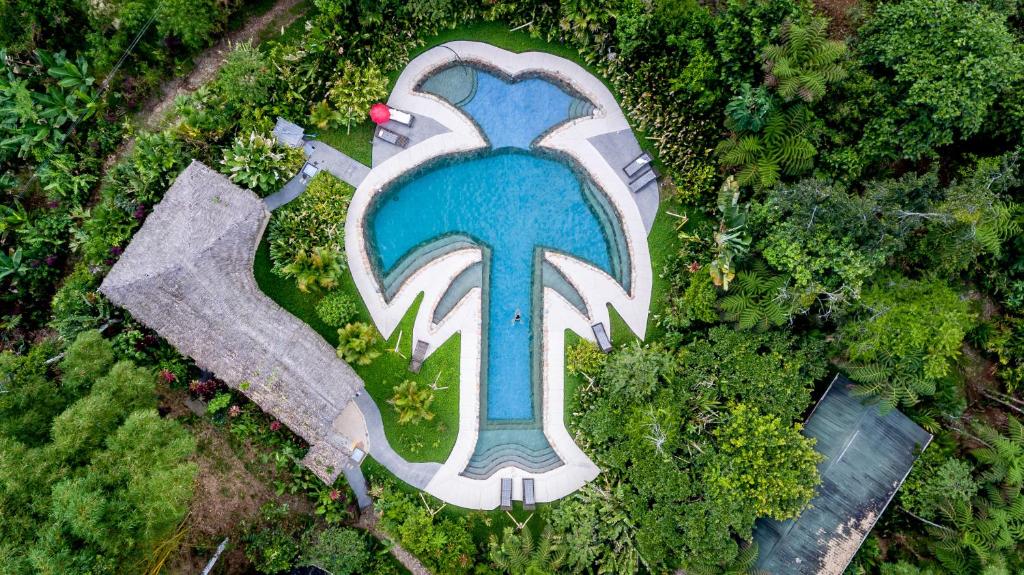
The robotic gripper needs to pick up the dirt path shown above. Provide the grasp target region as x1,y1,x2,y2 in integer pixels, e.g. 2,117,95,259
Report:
356,510,434,575
138,0,307,130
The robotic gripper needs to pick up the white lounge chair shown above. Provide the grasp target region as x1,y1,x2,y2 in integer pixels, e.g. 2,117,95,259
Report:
623,152,652,178
388,106,415,127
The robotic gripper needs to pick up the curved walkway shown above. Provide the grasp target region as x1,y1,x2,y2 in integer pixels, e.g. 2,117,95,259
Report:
354,393,441,489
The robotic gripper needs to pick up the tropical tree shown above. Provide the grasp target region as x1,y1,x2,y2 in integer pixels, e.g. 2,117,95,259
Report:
843,276,977,412
927,490,1024,574
388,379,435,424
857,0,1022,161
281,247,344,293
335,322,380,366
488,526,565,575
761,17,846,103
709,403,821,521
716,104,817,190
718,262,792,331
319,61,389,133
684,540,766,575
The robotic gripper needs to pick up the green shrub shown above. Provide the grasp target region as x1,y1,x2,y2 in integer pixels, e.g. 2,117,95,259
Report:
59,329,115,394
281,247,344,293
336,322,381,366
566,340,606,379
375,482,476,574
316,291,360,327
50,264,111,343
268,172,353,275
219,132,304,197
301,527,370,575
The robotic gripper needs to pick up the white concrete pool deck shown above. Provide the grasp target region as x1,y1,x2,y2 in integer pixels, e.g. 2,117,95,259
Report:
346,42,653,509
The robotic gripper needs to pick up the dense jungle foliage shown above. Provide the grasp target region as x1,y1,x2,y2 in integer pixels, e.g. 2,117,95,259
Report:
1,0,1023,573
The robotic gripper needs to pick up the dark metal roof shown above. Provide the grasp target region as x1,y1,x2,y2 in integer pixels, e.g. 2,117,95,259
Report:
753,374,932,575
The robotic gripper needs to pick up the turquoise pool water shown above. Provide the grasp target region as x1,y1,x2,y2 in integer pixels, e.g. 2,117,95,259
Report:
367,64,620,475
370,150,613,420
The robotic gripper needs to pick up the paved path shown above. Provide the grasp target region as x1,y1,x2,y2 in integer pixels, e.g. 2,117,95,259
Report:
264,138,371,210
354,393,441,489
342,463,373,510
304,140,371,187
264,172,308,210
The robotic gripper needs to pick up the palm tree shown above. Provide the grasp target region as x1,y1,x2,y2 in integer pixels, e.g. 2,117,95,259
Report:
388,380,435,424
761,17,847,103
335,322,381,366
281,246,343,293
488,526,565,575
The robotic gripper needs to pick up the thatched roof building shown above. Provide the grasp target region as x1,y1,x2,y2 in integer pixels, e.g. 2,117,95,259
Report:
753,374,932,574
101,161,364,483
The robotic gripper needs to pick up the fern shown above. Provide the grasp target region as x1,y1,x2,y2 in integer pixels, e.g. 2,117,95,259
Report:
719,262,793,331
762,17,847,103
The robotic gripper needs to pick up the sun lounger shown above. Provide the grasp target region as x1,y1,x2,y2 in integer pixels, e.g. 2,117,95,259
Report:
409,340,429,374
500,478,513,510
592,323,612,353
388,106,415,127
623,152,652,178
376,126,410,148
628,166,658,193
523,478,536,510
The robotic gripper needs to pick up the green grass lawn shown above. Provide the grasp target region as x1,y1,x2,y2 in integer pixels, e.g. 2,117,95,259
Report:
253,236,460,462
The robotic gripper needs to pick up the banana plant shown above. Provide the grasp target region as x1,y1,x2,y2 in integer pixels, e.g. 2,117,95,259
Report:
0,248,23,282
709,177,751,290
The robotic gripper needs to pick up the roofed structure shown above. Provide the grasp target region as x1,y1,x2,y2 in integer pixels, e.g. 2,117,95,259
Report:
753,374,932,574
101,161,364,483
273,116,306,148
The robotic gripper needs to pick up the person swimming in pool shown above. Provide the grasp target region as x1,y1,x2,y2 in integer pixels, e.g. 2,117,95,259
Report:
513,308,522,324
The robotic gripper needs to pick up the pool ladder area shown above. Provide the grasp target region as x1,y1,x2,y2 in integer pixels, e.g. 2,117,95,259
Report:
462,428,564,479
567,96,595,120
419,64,479,108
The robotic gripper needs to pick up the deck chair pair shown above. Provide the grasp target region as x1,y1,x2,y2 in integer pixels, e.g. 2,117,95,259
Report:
623,152,659,193
500,477,536,510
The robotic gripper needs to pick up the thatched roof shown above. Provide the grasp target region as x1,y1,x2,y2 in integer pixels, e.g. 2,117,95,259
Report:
753,374,932,574
101,161,364,483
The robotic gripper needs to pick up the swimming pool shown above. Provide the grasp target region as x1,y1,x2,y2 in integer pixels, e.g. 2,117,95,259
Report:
366,63,627,476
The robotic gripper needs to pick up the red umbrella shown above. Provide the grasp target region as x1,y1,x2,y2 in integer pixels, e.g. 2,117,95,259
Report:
369,103,390,125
